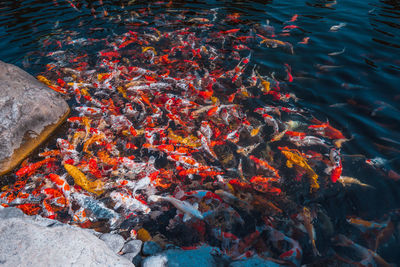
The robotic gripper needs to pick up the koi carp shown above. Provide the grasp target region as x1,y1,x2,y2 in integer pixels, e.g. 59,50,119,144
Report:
347,217,388,233
37,75,68,94
16,158,55,178
110,191,150,214
308,118,346,140
267,226,303,266
149,195,204,221
73,193,120,228
329,22,347,32
249,156,280,178
279,146,319,191
47,173,71,200
64,164,105,195
302,207,320,256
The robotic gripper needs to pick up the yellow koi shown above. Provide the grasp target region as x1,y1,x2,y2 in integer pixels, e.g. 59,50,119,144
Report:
260,37,287,46
256,72,270,93
168,130,201,148
142,46,157,55
71,131,86,147
64,164,104,195
117,86,127,99
37,75,53,86
280,147,319,191
97,73,111,81
250,125,262,137
81,116,91,140
80,88,90,96
83,133,106,154
137,228,151,242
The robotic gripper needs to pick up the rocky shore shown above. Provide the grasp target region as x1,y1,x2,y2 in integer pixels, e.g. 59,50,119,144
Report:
0,207,283,267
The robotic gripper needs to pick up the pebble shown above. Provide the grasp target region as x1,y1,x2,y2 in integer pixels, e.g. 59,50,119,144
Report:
142,246,216,267
99,233,125,254
142,255,168,267
131,254,143,266
229,256,282,267
120,240,142,262
0,207,24,219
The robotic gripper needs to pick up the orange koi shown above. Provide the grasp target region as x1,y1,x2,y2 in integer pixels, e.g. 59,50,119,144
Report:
83,132,105,154
290,14,298,22
16,158,55,177
17,203,41,216
298,37,310,44
37,75,68,94
283,25,299,30
220,29,240,35
207,106,219,116
57,78,67,87
97,151,119,167
67,116,83,123
99,51,120,59
258,34,287,46
309,119,346,140
119,38,137,49
250,176,281,194
38,150,61,158
286,131,306,138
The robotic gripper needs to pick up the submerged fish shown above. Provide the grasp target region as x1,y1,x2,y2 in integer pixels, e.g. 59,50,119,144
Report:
329,22,347,32
338,176,374,188
73,193,121,228
149,195,204,221
328,47,345,56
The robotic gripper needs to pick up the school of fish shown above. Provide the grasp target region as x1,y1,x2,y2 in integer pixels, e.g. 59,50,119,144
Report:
1,4,398,266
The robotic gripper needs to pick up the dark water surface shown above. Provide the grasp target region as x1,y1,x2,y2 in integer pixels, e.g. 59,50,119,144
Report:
1,0,400,265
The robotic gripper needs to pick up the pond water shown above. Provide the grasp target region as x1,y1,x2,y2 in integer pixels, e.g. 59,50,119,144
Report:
1,0,399,170
1,0,400,265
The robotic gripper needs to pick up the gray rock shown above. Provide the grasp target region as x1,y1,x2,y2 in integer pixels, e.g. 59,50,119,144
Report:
143,246,216,267
142,241,162,256
0,60,69,175
0,206,24,219
121,240,142,260
229,256,282,267
121,252,137,262
142,255,168,267
0,208,134,266
131,254,142,266
100,233,126,253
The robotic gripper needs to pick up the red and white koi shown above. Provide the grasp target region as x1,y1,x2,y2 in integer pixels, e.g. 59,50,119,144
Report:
110,191,150,214
75,106,102,116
